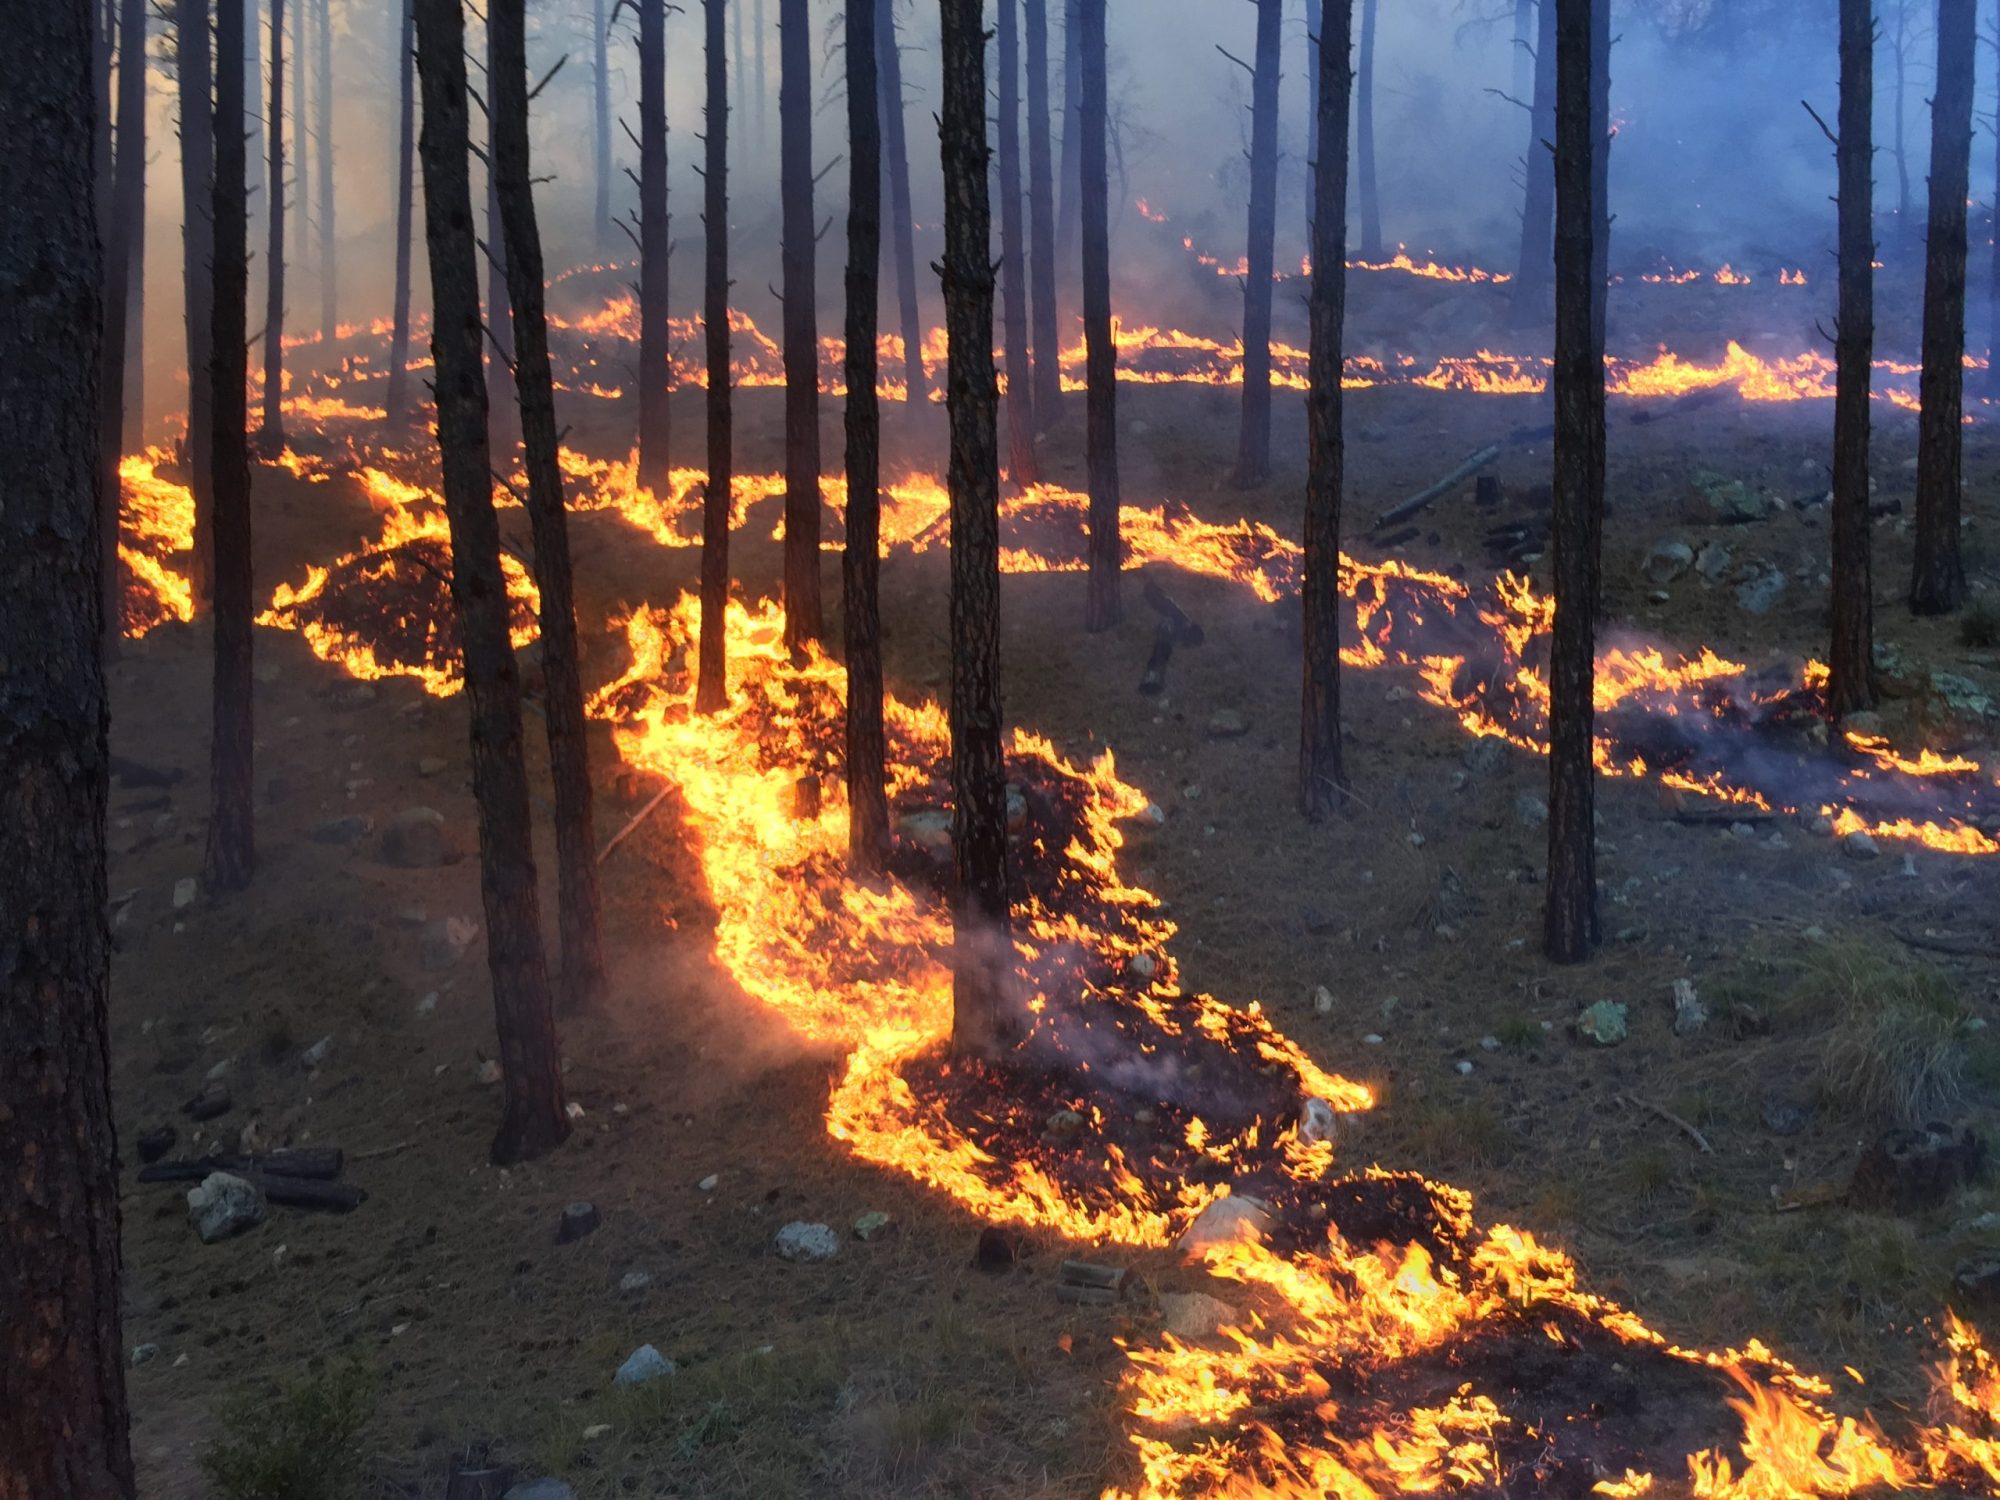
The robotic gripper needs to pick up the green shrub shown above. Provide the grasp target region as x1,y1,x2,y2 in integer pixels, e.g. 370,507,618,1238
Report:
199,1359,375,1500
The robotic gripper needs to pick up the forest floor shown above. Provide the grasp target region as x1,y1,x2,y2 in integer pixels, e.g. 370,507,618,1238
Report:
108,261,2000,1498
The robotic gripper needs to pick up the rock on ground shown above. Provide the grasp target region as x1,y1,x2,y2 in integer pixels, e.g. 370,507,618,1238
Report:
187,1172,267,1243
1159,1291,1240,1340
774,1221,841,1263
378,806,463,869
613,1344,676,1387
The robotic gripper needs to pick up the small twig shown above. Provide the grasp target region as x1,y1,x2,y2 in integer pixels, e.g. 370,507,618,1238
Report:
599,784,671,864
352,1139,415,1163
1620,1093,1713,1155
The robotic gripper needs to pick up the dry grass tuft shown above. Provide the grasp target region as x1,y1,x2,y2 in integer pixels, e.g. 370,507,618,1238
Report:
1814,944,1967,1126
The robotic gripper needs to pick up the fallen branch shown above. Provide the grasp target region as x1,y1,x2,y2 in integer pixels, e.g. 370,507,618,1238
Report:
599,783,672,864
137,1147,345,1181
1375,441,1504,530
1619,1093,1713,1155
1892,926,2000,960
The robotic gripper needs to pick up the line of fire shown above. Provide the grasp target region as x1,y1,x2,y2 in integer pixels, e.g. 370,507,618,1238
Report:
18,1,2000,1497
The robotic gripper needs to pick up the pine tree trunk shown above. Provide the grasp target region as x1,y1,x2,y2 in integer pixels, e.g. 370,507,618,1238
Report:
125,127,146,452
697,0,733,714
1024,0,1062,420
636,0,672,496
0,7,135,1492
1911,0,1974,616
315,0,334,337
1543,0,1602,965
1893,8,1912,237
1827,0,1875,714
1300,0,1352,820
483,17,516,456
1511,0,1532,100
997,0,1037,485
1990,44,2000,402
260,0,286,449
413,0,570,1167
1356,0,1382,260
385,0,417,427
939,0,1016,1061
243,0,262,231
1588,0,1608,344
754,0,767,151
178,0,217,615
1233,0,1282,487
878,0,927,405
491,0,608,1014
1507,0,1555,327
844,0,889,873
779,0,822,652
293,0,309,272
99,0,147,641
1305,0,1321,244
1079,0,1120,631
593,0,611,254
206,0,257,895
1055,0,1082,280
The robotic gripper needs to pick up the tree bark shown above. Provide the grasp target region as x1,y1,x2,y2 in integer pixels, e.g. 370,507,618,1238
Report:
385,0,417,427
99,0,147,641
939,0,1015,1059
294,0,309,271
315,0,334,337
1827,0,1874,714
1300,0,1352,819
780,0,822,651
1588,0,1608,344
1991,32,2000,402
1892,3,1912,238
997,0,1037,485
636,0,672,496
177,0,217,615
0,7,135,1496
1911,0,1974,616
491,0,609,1013
1055,0,1082,279
1511,0,1532,101
1508,0,1555,327
754,0,767,150
1355,0,1382,260
697,0,733,715
1024,0,1062,420
414,0,570,1167
483,18,516,455
845,0,889,873
260,0,287,449
594,0,611,254
205,0,256,897
1305,0,1321,244
1543,0,1602,966
878,0,927,405
1232,0,1282,487
1079,0,1120,631
124,60,147,454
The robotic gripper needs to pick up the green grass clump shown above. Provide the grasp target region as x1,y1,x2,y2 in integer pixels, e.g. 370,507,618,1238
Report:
1814,945,1967,1126
199,1359,374,1500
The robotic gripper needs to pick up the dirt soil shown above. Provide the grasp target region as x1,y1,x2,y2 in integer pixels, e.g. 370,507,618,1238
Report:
112,265,2000,1498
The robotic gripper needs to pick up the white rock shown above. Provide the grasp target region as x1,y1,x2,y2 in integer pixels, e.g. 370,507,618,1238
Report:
1158,1291,1240,1340
301,1035,333,1070
774,1221,841,1263
1671,978,1707,1036
1455,1060,1475,1077
476,1058,502,1086
1842,829,1880,860
1176,1193,1272,1256
172,877,197,910
1362,1033,1384,1046
187,1172,266,1243
1299,1098,1338,1145
613,1344,675,1387
1313,985,1335,1016
696,1173,720,1192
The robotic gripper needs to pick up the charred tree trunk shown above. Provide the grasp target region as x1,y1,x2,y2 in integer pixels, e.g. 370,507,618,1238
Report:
1911,0,1974,616
1300,0,1352,819
260,0,286,449
1512,0,1533,100
1305,0,1321,242
315,0,333,337
124,79,147,452
385,0,417,427
844,0,889,873
997,0,1036,484
206,0,257,894
1892,4,1912,238
99,0,147,642
636,0,672,496
697,0,733,714
779,0,822,651
1588,0,1608,341
293,0,309,271
413,0,570,1167
491,0,608,1013
0,7,135,1493
939,0,1015,1060
178,0,217,615
1508,0,1555,327
878,0,928,405
1233,0,1282,487
593,0,611,254
243,0,262,232
1543,0,1602,965
1079,0,1120,630
483,19,516,456
1827,0,1875,714
1024,0,1062,420
1991,43,2000,402
1055,0,1081,280
754,0,767,150
1355,0,1382,260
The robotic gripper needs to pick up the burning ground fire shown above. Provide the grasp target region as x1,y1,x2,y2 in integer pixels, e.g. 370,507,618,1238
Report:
114,282,2000,1493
